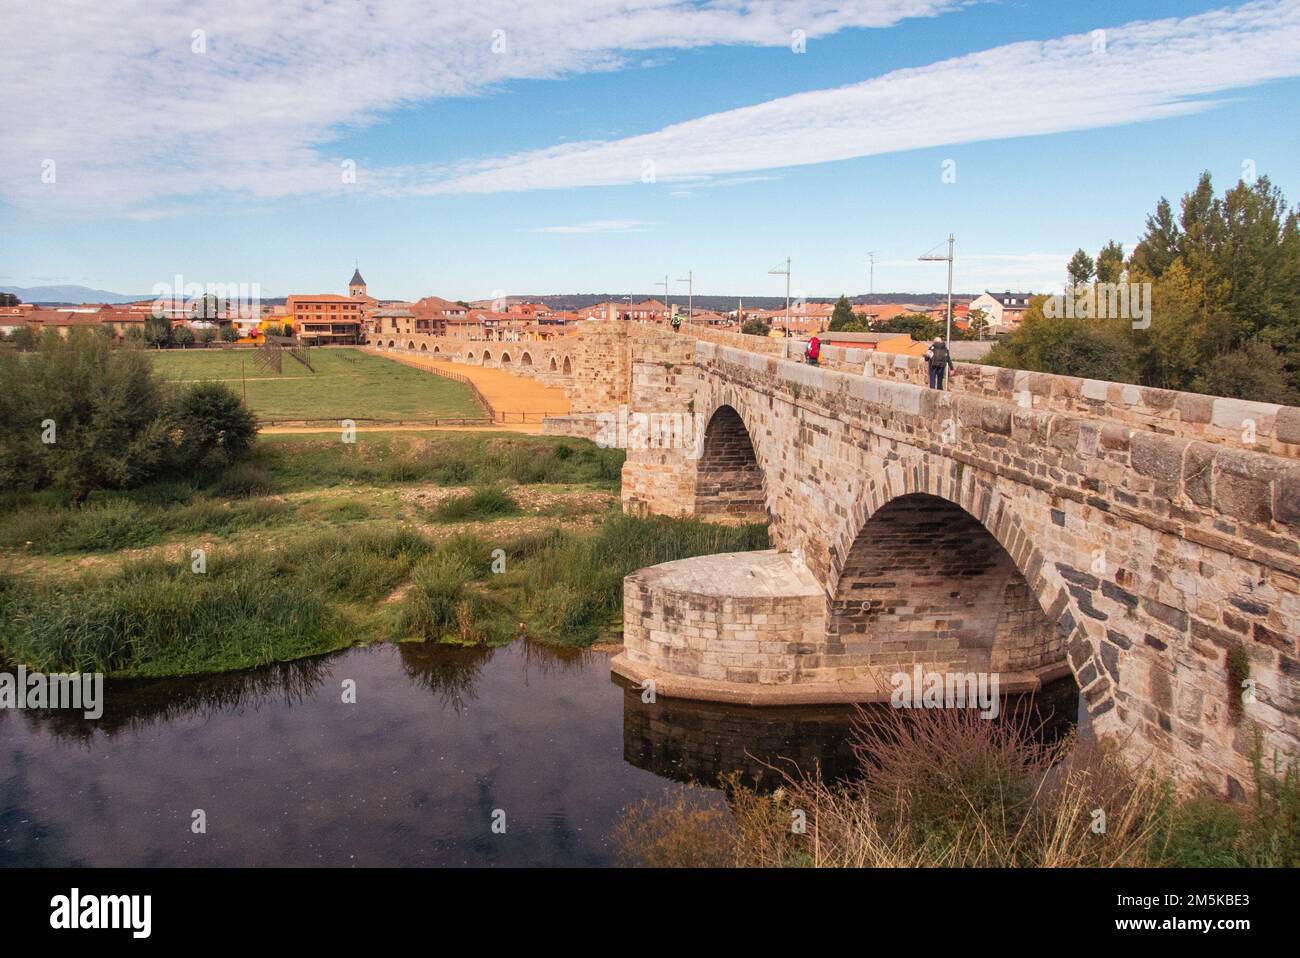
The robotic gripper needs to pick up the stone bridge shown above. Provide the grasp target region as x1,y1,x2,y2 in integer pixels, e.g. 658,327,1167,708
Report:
527,321,1299,793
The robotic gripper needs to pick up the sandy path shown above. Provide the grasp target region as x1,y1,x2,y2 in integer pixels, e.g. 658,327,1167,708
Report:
366,348,572,419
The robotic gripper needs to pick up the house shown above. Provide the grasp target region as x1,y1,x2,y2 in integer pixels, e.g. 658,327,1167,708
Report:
969,291,1035,330
284,270,370,344
286,294,364,344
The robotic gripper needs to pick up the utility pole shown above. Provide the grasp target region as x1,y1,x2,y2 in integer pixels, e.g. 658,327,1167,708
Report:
768,257,790,334
865,250,879,298
677,270,693,321
918,233,955,347
655,275,670,323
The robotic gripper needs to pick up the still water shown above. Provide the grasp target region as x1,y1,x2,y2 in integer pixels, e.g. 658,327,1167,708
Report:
0,641,1075,867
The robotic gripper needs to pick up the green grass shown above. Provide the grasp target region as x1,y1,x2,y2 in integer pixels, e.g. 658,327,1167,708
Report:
431,486,520,521
150,347,483,421
254,432,624,489
394,514,769,647
0,433,624,557
0,515,768,675
0,526,433,677
0,495,295,554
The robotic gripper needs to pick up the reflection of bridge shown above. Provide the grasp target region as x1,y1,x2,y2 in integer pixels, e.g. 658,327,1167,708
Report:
397,321,1300,790
617,674,1079,790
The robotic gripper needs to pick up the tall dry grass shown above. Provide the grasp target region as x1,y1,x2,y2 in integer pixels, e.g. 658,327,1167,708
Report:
615,705,1295,868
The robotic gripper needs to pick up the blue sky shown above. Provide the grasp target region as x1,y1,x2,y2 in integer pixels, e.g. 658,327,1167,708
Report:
2,0,1298,301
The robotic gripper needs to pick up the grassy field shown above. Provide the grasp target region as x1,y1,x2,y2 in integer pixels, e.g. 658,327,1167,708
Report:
0,432,767,676
150,347,483,421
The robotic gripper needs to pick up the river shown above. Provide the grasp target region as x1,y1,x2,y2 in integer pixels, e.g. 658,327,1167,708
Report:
0,640,1076,867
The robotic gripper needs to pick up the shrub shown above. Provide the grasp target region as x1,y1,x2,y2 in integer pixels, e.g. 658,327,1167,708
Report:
168,381,259,475
0,331,258,499
431,485,519,521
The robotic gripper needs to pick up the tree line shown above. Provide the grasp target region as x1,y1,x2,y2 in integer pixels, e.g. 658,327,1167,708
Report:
988,172,1300,403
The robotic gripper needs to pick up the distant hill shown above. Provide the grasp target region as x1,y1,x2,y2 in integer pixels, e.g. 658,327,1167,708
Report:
0,285,149,305
497,292,978,311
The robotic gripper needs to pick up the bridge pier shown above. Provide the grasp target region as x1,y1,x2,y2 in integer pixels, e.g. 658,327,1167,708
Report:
615,549,1066,705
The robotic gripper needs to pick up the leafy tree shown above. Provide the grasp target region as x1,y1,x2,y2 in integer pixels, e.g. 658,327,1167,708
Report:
0,331,257,499
144,314,172,348
220,325,238,343
876,313,943,341
1067,248,1095,288
997,171,1300,401
986,296,1138,382
966,309,990,340
0,293,20,307
6,326,36,349
741,317,770,337
1193,341,1298,405
829,295,856,331
191,294,227,322
167,381,259,473
0,330,173,499
200,326,217,345
1095,241,1126,284
124,325,146,346
1129,197,1181,278
282,323,294,338
173,325,195,347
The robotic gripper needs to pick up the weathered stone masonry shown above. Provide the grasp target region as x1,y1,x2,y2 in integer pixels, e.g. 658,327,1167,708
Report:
557,323,1300,794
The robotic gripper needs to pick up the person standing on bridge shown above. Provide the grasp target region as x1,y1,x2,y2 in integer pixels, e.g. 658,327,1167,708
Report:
925,337,954,389
805,334,820,366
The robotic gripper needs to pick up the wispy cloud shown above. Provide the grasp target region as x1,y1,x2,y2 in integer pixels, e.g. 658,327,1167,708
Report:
527,219,653,233
0,0,966,218
411,0,1300,195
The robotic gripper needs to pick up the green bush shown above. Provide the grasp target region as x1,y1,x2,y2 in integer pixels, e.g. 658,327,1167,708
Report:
431,485,519,521
0,330,259,499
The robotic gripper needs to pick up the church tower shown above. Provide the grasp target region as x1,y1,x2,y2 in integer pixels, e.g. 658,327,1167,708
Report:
349,267,366,299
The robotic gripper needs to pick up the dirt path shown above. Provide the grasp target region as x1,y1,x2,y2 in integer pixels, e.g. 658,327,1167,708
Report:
365,348,572,426
261,422,537,435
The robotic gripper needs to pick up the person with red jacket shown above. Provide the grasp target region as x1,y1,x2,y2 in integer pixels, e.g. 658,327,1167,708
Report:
805,334,820,366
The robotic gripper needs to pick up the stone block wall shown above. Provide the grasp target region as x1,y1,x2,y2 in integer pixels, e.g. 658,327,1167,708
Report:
620,551,830,690
617,333,1300,792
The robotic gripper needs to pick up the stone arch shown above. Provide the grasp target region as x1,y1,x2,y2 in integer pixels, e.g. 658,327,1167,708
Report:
693,403,768,521
419,342,428,351
520,351,533,367
406,341,415,351
433,344,441,353
549,356,558,371
829,492,1063,677
500,351,512,366
466,351,476,363
387,340,395,349
482,349,493,365
562,355,572,375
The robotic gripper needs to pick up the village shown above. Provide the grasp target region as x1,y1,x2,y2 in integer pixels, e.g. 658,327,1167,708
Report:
0,267,1033,364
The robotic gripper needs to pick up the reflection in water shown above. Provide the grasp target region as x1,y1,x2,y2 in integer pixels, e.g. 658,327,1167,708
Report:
619,682,859,789
1,640,701,866
1,641,1078,866
17,656,335,742
619,675,1080,791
